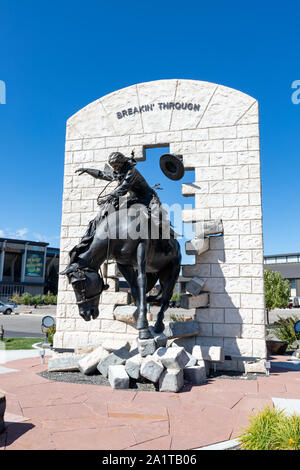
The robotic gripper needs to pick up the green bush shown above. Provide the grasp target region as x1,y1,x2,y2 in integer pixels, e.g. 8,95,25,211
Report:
238,406,300,450
22,292,33,305
42,291,57,305
10,292,23,304
272,315,300,347
45,325,56,345
32,295,43,306
171,292,181,302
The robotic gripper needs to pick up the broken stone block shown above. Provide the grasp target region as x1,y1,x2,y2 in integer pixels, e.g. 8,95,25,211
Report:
245,360,267,374
186,277,206,296
140,356,164,383
186,352,197,367
160,347,190,371
78,346,109,375
97,347,131,378
163,320,199,339
101,339,131,353
75,345,99,355
149,327,168,348
108,365,130,389
180,293,209,309
0,392,6,434
137,337,157,357
113,305,138,327
185,237,209,255
184,365,207,385
152,347,168,363
170,337,196,353
159,369,184,393
48,354,86,373
125,353,143,380
194,220,223,236
192,345,224,363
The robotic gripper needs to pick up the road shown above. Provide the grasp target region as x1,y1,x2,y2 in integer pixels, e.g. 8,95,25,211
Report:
0,305,56,338
0,305,299,338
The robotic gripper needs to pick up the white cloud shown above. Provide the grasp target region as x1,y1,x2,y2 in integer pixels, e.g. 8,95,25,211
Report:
15,228,29,239
0,229,5,237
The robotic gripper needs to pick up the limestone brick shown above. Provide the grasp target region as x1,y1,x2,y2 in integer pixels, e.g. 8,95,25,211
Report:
208,126,237,140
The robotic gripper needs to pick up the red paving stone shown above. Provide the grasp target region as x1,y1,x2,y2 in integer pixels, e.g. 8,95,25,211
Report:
0,354,300,450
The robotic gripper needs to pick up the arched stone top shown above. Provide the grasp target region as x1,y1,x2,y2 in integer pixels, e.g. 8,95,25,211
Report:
67,79,258,140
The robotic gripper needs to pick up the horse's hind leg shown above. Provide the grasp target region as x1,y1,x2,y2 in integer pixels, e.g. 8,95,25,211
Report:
154,261,181,334
135,241,151,339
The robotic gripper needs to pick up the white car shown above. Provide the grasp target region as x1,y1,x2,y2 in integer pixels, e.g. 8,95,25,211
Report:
0,301,13,315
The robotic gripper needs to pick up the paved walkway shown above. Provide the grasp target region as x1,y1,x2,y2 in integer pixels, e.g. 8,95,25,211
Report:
0,354,299,450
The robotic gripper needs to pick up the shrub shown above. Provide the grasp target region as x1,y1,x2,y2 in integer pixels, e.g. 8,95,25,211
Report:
10,292,23,305
264,270,290,324
42,291,57,305
171,292,181,302
272,315,300,347
21,292,33,305
238,406,300,450
45,325,56,345
32,295,43,306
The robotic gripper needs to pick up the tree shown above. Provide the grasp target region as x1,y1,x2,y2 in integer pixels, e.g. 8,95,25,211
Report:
264,269,290,324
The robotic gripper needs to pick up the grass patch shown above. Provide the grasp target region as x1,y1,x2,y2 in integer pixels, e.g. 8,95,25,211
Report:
238,406,300,450
0,337,43,350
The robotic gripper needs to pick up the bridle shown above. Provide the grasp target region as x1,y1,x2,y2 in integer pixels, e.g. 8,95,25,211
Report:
70,269,103,306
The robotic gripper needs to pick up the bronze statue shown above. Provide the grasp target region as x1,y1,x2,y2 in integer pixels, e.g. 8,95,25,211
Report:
61,152,181,339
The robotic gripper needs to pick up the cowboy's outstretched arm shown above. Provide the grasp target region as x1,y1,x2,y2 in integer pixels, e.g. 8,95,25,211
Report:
75,168,113,182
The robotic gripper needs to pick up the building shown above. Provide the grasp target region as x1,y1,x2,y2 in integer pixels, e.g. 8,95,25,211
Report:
264,253,300,296
0,238,59,301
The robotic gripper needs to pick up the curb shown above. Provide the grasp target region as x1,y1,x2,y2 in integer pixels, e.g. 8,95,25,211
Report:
196,438,240,450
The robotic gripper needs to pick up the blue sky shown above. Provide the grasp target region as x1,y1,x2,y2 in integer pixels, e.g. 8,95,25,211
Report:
0,0,299,260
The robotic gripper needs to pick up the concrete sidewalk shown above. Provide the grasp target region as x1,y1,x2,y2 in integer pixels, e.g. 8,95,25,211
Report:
0,353,299,450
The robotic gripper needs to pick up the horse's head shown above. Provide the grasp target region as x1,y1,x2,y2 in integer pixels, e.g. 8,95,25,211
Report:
66,268,106,321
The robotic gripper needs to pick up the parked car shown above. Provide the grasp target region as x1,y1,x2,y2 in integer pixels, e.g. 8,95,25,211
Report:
288,297,294,308
0,301,14,315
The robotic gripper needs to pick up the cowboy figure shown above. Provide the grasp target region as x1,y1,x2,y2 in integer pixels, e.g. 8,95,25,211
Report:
61,152,172,275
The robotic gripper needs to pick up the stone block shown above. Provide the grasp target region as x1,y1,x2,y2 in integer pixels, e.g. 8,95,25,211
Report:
185,237,209,255
159,369,184,393
97,347,131,377
137,337,157,357
113,305,138,327
160,347,190,370
0,392,6,434
186,277,206,296
78,346,109,375
164,320,199,339
48,353,86,372
101,339,131,353
152,347,168,362
180,293,209,309
183,365,207,384
192,345,225,363
75,345,99,355
140,356,164,383
148,327,168,348
169,337,196,353
125,353,143,380
186,352,197,367
245,360,266,374
108,365,130,389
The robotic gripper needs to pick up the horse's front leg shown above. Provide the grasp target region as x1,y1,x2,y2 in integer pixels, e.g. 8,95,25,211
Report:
135,241,151,339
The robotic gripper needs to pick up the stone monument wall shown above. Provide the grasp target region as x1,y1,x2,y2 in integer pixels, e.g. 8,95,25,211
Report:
55,79,266,370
